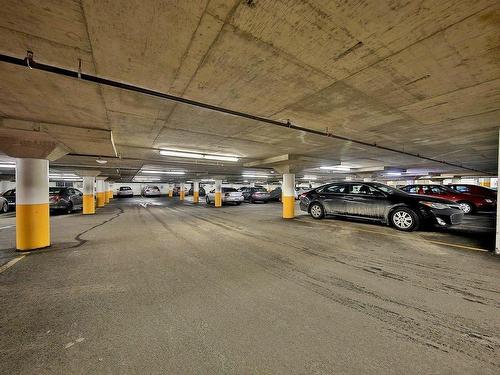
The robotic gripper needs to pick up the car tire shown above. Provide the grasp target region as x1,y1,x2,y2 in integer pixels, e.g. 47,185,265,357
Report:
390,207,419,231
457,201,474,214
236,202,242,205
1,202,8,213
309,202,325,220
66,202,73,214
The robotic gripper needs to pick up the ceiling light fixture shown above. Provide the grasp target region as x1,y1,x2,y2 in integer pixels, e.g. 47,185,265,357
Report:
160,150,238,162
96,158,107,164
242,174,268,178
386,172,402,176
320,166,351,171
142,170,185,175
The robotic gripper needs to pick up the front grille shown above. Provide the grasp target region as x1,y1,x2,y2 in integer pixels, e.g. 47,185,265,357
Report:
450,213,463,224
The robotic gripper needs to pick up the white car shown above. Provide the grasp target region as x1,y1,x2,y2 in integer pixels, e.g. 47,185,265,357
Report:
116,186,134,197
141,185,161,197
206,188,244,205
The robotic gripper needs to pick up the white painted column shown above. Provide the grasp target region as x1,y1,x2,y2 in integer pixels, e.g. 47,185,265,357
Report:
96,178,106,207
15,158,50,250
215,180,222,207
193,181,200,203
282,173,295,219
179,182,185,200
496,128,500,254
82,176,95,214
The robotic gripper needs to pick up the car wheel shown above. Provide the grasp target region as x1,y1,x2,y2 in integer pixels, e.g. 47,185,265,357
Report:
236,202,242,205
458,201,474,214
390,207,419,231
66,202,73,214
309,202,324,220
1,202,8,213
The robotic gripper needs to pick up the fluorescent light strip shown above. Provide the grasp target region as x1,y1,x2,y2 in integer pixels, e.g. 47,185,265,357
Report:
320,166,351,171
142,170,185,175
242,174,268,178
160,150,238,162
0,164,15,169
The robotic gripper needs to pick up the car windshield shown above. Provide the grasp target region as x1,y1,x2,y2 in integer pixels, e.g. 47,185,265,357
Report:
222,188,237,192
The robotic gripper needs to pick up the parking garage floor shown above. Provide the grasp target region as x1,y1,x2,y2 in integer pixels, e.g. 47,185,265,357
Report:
0,198,499,374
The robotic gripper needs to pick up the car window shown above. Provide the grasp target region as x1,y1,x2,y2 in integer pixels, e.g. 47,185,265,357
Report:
256,188,267,192
222,187,237,192
453,185,469,193
3,189,15,196
404,186,418,193
49,188,63,195
429,186,442,194
324,184,347,193
349,184,378,195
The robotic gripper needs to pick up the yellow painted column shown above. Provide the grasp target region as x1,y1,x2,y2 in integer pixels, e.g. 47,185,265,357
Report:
96,179,106,207
282,173,295,219
215,180,222,207
82,176,95,214
179,183,185,201
168,184,173,198
193,181,199,203
15,158,50,251
109,183,114,199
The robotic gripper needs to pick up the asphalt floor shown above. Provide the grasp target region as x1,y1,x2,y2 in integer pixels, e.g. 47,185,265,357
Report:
0,197,498,374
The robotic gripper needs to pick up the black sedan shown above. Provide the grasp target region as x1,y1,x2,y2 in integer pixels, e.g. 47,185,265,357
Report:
49,187,83,213
299,182,463,231
2,187,83,213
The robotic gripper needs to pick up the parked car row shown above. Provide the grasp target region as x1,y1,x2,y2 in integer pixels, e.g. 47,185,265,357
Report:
400,184,496,214
0,187,84,213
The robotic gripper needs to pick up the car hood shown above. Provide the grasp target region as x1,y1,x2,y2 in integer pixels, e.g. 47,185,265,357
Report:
404,193,456,204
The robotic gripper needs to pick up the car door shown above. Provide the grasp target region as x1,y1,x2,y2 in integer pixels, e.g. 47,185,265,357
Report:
343,184,388,219
74,189,83,208
317,184,348,214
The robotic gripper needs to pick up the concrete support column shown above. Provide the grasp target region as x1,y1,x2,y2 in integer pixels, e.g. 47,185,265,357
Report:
193,181,199,203
15,158,50,251
108,182,113,200
82,176,95,214
96,178,106,207
496,128,500,255
104,181,110,204
282,173,295,219
168,184,173,198
179,183,185,201
215,180,222,207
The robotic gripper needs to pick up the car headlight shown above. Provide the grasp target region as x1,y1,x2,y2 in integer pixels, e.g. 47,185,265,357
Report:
484,199,493,203
420,201,449,209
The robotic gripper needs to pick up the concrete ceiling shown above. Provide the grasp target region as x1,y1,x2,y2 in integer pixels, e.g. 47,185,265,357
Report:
0,0,498,182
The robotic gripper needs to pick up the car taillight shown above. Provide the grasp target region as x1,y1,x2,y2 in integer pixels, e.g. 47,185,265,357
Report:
51,195,61,202
300,193,307,199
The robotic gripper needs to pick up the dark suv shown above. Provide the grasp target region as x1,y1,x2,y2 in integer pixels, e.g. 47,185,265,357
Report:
299,182,463,231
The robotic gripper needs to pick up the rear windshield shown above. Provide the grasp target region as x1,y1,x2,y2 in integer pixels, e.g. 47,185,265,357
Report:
147,186,160,190
255,188,268,192
120,187,131,190
222,188,237,192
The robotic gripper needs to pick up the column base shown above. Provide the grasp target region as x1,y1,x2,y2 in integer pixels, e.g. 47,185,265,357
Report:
282,196,295,219
16,203,50,251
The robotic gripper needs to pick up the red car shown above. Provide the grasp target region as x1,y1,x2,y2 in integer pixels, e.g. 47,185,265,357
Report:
446,184,496,199
401,184,496,214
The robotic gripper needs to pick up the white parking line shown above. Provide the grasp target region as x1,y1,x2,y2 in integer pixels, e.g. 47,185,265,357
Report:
0,225,14,230
0,256,26,274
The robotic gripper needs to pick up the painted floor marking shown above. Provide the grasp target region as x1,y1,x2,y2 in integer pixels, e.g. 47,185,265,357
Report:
0,256,26,274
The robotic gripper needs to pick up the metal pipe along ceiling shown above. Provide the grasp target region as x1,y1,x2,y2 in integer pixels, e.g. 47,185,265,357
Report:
0,53,490,175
